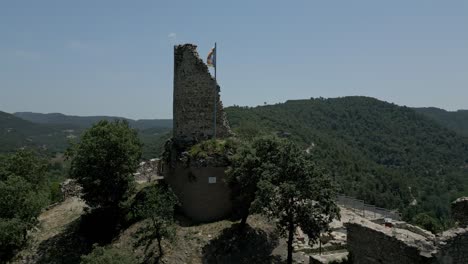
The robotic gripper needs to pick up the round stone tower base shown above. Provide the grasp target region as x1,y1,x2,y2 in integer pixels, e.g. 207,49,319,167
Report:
165,163,232,223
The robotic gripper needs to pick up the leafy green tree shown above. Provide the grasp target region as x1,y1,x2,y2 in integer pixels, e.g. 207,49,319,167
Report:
0,150,48,186
130,183,179,262
233,120,267,141
253,140,340,264
226,137,282,229
81,245,137,264
412,213,442,234
68,120,142,210
0,151,49,260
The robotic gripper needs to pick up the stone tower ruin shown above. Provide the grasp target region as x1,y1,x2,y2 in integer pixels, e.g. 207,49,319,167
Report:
173,44,231,147
163,44,233,222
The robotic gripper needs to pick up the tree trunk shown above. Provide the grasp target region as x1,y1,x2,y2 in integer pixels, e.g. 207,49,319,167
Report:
157,233,163,257
287,220,295,264
239,210,249,230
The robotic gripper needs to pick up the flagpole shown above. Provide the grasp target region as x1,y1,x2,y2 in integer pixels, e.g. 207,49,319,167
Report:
213,42,217,139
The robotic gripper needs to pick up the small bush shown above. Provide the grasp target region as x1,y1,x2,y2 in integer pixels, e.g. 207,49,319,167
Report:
412,213,442,234
189,138,238,159
49,181,63,204
80,245,137,264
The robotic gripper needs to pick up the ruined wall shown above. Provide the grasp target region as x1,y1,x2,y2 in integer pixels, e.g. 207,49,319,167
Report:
164,44,234,223
451,197,468,227
346,218,468,264
164,164,232,222
173,44,231,146
346,221,434,264
434,228,468,264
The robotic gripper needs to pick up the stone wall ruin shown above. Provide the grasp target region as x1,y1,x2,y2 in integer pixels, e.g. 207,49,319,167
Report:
346,197,468,264
173,44,231,147
346,220,436,264
164,43,233,222
451,197,468,227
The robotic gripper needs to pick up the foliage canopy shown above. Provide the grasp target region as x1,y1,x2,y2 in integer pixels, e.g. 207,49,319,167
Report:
68,120,142,210
130,183,179,262
226,97,468,227
0,151,49,260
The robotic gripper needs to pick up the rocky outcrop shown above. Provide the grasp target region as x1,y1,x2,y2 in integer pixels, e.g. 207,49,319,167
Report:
60,179,82,199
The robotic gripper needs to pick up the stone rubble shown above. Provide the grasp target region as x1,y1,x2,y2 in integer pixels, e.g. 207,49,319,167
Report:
60,179,82,199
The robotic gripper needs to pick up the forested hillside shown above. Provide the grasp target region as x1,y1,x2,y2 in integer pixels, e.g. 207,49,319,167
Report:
4,98,468,226
0,111,74,154
1,111,171,159
414,107,468,136
225,97,468,226
14,112,172,130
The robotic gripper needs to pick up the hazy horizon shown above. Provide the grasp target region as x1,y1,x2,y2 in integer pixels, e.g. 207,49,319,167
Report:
4,95,468,120
1,1,467,119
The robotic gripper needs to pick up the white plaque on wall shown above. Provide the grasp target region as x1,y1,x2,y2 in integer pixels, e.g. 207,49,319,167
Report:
208,177,217,184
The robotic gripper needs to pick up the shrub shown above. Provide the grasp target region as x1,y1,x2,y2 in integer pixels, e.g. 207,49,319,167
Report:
80,245,137,264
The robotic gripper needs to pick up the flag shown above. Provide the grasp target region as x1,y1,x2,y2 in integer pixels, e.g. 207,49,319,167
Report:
207,47,216,67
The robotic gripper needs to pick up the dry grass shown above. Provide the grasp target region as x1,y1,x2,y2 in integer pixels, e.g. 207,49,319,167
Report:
12,197,87,263
10,183,310,263
113,214,310,264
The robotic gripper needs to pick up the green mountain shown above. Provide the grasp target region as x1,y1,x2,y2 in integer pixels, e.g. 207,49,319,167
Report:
14,112,173,130
11,112,172,159
225,97,468,225
0,111,76,153
5,98,468,224
414,107,468,136
1,112,171,159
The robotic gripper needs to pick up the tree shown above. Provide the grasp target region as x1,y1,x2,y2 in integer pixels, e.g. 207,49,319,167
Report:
0,151,49,260
226,137,282,230
253,140,340,264
412,213,442,234
68,120,142,210
130,183,179,263
0,150,48,186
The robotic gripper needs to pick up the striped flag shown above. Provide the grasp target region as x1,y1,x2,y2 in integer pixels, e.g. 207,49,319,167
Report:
207,46,216,67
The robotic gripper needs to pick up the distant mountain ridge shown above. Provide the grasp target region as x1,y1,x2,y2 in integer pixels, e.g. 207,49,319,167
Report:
413,107,468,136
0,111,172,156
4,98,468,224
0,111,72,153
14,112,173,130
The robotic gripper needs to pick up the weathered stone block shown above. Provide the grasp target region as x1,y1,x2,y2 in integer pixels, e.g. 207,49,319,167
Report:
451,197,468,227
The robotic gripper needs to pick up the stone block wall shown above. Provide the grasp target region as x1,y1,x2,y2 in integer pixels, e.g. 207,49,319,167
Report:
434,228,468,264
346,221,434,264
346,218,468,264
173,44,231,146
451,197,468,227
164,164,232,222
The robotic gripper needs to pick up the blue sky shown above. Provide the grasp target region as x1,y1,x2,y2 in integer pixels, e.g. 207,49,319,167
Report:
1,1,467,119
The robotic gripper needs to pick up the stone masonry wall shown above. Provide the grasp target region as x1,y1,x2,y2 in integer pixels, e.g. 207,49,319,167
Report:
346,218,468,264
451,197,468,227
164,164,232,222
434,228,468,264
173,44,231,146
346,221,434,264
